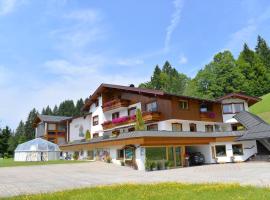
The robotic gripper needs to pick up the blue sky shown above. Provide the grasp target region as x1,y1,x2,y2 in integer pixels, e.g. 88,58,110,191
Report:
1,0,270,129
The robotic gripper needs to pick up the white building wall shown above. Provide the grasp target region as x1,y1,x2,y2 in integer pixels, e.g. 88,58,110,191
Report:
209,140,257,163
69,115,92,142
89,96,104,137
157,119,231,132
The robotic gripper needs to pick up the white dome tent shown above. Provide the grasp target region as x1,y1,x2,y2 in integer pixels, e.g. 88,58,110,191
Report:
14,138,61,161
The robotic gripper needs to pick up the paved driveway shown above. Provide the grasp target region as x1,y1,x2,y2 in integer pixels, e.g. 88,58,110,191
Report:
1,162,270,197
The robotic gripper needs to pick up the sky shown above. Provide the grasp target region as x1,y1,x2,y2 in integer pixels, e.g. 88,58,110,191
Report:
1,0,270,129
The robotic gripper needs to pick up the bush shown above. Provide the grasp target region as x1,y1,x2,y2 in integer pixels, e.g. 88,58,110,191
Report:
165,160,170,169
145,159,151,171
157,161,163,170
3,153,10,159
121,160,125,166
168,161,174,168
151,161,157,170
105,156,112,163
73,152,79,160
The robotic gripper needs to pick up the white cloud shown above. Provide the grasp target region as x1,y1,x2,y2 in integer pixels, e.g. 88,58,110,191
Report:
0,0,25,16
64,9,101,23
178,54,187,65
164,0,184,52
117,58,144,66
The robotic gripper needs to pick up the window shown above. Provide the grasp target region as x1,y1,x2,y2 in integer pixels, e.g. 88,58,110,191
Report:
189,123,197,132
128,127,135,132
146,101,158,112
234,103,244,113
172,123,182,131
93,133,99,138
179,100,188,109
147,124,158,131
128,107,136,116
215,145,226,157
232,144,243,156
205,125,214,132
231,123,245,131
92,116,99,126
124,148,134,160
200,103,212,112
95,100,99,107
223,104,233,114
214,124,222,132
117,149,124,160
48,124,57,131
112,112,120,120
146,147,167,161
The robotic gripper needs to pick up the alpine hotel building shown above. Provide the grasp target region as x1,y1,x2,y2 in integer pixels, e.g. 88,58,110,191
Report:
34,83,270,170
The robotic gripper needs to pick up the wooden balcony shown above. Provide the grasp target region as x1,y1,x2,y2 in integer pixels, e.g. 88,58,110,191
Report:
102,111,161,130
200,111,217,122
102,99,130,112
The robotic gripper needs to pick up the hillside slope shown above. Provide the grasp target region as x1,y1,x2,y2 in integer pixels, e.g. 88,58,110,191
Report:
250,93,270,123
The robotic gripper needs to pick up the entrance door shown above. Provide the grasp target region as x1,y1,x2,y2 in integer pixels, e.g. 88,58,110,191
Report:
168,146,182,167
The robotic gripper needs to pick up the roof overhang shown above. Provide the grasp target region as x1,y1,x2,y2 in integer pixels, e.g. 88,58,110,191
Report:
216,93,261,106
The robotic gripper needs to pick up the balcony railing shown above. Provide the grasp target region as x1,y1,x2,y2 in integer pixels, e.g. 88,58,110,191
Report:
200,111,216,121
102,111,161,130
102,99,130,112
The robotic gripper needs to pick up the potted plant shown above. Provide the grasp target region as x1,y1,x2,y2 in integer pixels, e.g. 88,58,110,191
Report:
105,156,112,163
120,160,125,166
231,156,235,163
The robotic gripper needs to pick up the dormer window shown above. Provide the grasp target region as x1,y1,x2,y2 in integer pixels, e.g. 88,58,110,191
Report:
234,103,244,113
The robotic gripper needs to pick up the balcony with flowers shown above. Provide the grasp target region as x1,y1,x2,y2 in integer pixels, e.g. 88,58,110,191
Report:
102,99,130,112
102,111,161,130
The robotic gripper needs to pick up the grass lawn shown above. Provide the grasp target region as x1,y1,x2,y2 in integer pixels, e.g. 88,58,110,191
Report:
250,93,270,123
0,158,88,168
2,183,270,200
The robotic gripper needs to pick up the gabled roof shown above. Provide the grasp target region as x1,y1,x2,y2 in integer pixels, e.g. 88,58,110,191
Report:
234,111,270,141
33,114,71,127
83,83,218,111
216,92,261,106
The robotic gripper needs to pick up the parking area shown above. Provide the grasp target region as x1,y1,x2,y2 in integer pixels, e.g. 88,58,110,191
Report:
0,161,270,197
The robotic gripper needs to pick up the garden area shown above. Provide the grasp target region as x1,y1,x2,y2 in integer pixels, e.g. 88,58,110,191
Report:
0,158,88,168
2,183,270,200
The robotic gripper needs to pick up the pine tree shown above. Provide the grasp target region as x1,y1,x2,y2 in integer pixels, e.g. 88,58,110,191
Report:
135,109,146,131
255,35,270,70
24,109,38,140
52,105,58,115
0,126,12,156
75,98,85,116
58,100,76,116
150,65,162,90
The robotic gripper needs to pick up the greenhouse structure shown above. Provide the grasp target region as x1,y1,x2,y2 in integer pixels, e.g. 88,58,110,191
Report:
14,138,61,161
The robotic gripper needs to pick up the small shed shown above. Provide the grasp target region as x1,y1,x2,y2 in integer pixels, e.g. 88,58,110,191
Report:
14,138,60,161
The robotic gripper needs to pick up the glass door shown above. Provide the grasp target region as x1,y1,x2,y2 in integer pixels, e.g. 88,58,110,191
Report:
175,147,182,167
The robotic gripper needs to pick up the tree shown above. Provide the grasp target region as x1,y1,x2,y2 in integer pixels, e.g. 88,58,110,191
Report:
75,98,85,116
237,44,270,96
58,100,76,116
140,61,189,95
52,105,59,115
0,126,12,156
255,35,270,70
24,108,38,140
135,109,146,131
186,51,243,99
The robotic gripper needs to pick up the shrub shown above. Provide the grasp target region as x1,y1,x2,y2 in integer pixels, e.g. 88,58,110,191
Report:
73,152,79,160
157,161,163,170
168,161,174,168
85,130,91,141
105,156,112,163
151,161,157,170
165,160,170,169
121,160,125,166
145,159,151,171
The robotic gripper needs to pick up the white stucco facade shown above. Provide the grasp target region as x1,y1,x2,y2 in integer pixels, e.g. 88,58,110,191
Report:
69,115,92,142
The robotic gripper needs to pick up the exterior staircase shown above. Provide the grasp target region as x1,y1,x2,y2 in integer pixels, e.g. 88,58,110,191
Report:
248,154,270,162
